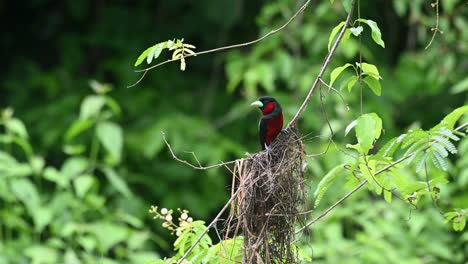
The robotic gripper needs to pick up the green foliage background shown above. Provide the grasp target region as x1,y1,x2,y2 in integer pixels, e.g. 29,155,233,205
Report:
0,0,467,263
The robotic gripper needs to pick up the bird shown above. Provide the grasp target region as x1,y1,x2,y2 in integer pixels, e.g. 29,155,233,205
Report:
251,96,284,152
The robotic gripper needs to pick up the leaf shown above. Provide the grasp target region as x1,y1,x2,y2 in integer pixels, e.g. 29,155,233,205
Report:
96,121,123,163
328,21,346,51
91,222,129,253
437,105,468,129
102,167,132,197
330,63,353,86
355,113,383,154
450,76,468,94
357,62,381,79
24,245,59,264
73,174,95,198
345,120,357,136
357,19,385,48
314,165,345,208
61,157,89,180
80,95,105,120
350,26,363,36
10,178,40,211
363,76,382,96
32,206,53,232
65,119,94,141
135,45,156,67
5,118,28,139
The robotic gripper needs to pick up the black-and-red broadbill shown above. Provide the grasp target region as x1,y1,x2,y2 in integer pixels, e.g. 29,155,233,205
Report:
251,96,283,151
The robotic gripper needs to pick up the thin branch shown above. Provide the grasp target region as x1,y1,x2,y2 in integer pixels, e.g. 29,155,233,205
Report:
319,78,350,111
162,131,240,170
129,0,313,87
176,187,242,264
425,0,442,50
288,0,356,128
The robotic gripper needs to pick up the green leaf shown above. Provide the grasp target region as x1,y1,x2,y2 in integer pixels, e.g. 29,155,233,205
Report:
61,157,89,180
43,166,69,188
102,167,132,197
330,63,353,87
314,165,345,208
355,113,383,154
74,174,95,198
32,206,53,232
437,105,468,129
65,119,94,141
5,118,28,139
91,222,129,253
10,178,40,210
96,121,123,163
80,95,105,120
363,76,382,96
25,245,59,264
328,21,346,51
357,62,381,79
450,76,468,94
350,26,363,36
357,19,385,48
134,42,167,67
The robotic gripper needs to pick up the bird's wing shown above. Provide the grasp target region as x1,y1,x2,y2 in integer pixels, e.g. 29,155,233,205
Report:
259,118,267,150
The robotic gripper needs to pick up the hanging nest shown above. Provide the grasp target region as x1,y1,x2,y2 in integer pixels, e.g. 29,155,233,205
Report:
231,126,307,264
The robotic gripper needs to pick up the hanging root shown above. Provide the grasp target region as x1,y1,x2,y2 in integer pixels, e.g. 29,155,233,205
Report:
233,126,306,263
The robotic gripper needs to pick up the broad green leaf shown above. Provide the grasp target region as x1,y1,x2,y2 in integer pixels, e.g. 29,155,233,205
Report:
61,157,89,180
74,174,95,198
135,45,156,67
5,118,28,139
357,62,381,79
330,63,353,86
350,26,363,36
10,178,40,210
341,29,352,44
24,245,59,264
437,105,468,129
355,113,383,154
32,206,53,232
328,21,346,51
80,95,105,120
357,19,385,48
363,76,382,96
65,119,94,141
450,76,468,94
102,167,132,197
44,166,69,187
91,222,129,252
96,121,123,163
314,164,345,208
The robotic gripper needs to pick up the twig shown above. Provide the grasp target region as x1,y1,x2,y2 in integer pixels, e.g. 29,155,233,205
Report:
425,0,442,50
176,187,242,264
287,0,356,128
129,0,313,87
162,131,240,170
319,78,350,111
294,122,468,236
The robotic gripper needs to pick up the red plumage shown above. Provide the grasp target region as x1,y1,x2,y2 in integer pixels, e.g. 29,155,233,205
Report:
252,96,284,150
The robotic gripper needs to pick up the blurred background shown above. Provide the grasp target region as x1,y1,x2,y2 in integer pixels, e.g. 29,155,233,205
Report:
0,0,467,263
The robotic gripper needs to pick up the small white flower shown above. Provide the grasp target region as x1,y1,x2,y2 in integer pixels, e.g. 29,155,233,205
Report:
187,217,193,223
181,213,188,220
176,230,182,237
165,215,173,221
161,208,168,215
162,222,169,228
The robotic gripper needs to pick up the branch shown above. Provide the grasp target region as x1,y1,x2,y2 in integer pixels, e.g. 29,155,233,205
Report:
162,131,240,170
294,121,468,236
287,0,356,128
176,186,242,264
130,0,312,87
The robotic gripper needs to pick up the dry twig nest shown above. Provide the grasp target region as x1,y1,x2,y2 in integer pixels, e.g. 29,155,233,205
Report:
229,126,307,263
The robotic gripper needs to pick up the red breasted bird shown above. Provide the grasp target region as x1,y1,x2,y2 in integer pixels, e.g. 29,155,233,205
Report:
251,96,284,151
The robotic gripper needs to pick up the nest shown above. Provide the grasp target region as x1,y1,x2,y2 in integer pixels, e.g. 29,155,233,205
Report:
230,126,306,264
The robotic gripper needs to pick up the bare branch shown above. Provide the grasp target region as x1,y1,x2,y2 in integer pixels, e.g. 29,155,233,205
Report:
162,131,240,170
288,0,356,128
